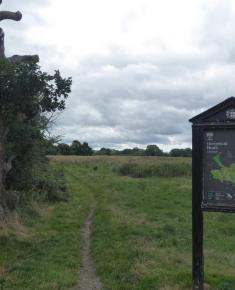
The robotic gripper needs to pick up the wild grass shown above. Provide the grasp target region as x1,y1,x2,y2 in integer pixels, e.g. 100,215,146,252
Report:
48,155,191,165
1,156,235,290
0,163,92,290
52,156,235,290
118,161,191,177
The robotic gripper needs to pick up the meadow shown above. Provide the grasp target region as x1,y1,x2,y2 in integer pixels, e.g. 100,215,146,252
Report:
1,156,235,289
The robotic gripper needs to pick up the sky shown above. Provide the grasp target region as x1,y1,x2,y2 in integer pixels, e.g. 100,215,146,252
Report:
1,0,235,151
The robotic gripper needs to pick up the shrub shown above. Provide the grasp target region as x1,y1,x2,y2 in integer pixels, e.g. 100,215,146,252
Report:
33,166,68,202
16,165,68,206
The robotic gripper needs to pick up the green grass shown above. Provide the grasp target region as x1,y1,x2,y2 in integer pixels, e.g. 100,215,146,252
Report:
0,164,92,290
1,156,235,289
60,157,235,290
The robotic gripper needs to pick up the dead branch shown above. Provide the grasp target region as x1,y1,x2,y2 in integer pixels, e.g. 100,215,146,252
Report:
8,55,39,64
0,11,22,21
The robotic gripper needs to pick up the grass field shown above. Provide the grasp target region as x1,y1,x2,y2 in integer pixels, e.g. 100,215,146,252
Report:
0,161,93,290
1,156,235,289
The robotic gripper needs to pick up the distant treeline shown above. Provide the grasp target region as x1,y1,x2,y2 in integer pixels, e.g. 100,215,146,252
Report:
46,141,192,157
47,140,93,156
96,146,192,157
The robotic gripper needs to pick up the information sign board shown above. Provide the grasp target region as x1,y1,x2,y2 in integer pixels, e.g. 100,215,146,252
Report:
203,129,235,209
190,97,235,290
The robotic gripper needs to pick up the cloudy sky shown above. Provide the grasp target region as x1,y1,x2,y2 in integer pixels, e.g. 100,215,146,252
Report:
2,0,235,150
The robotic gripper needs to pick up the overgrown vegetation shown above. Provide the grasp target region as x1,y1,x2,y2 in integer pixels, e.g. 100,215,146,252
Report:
119,161,191,177
0,58,72,218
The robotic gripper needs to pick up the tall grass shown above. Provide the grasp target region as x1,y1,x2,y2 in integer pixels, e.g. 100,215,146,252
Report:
119,162,191,177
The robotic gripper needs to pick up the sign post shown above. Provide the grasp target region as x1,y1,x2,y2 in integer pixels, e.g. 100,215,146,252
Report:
190,97,235,290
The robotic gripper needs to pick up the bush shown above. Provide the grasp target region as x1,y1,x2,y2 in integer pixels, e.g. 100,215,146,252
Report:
16,165,68,207
33,166,68,202
119,162,191,178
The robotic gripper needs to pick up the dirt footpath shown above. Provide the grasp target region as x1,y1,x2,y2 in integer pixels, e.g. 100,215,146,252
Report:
74,206,102,290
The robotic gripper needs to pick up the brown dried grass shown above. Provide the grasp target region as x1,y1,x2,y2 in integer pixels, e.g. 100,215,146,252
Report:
0,211,30,239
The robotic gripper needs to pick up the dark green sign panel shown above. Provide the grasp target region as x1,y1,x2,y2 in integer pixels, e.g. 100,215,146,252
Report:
203,129,235,208
190,97,235,290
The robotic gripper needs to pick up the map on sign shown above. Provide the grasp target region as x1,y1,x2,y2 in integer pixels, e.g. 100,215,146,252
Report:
203,130,235,207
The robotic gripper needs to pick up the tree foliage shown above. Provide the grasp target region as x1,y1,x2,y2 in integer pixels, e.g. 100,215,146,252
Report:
0,60,71,120
49,143,191,157
146,145,164,156
70,140,82,155
53,140,93,156
169,148,192,157
0,59,72,214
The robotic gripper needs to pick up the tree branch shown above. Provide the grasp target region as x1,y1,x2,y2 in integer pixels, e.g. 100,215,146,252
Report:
8,54,39,64
0,11,22,21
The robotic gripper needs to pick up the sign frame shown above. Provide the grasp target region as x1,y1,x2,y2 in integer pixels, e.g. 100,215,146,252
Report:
190,97,235,290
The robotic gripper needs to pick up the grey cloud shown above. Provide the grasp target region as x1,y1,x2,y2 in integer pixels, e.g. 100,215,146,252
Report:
198,0,235,63
55,41,234,149
3,0,235,150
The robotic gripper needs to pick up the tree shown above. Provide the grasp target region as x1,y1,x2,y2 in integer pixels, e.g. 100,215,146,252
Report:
70,140,82,155
145,145,164,156
44,137,60,155
0,59,72,215
97,148,111,155
121,149,132,155
131,147,145,156
81,142,93,156
170,148,192,157
58,143,70,155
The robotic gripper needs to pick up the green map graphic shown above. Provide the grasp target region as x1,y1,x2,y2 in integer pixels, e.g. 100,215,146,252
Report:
211,154,235,187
